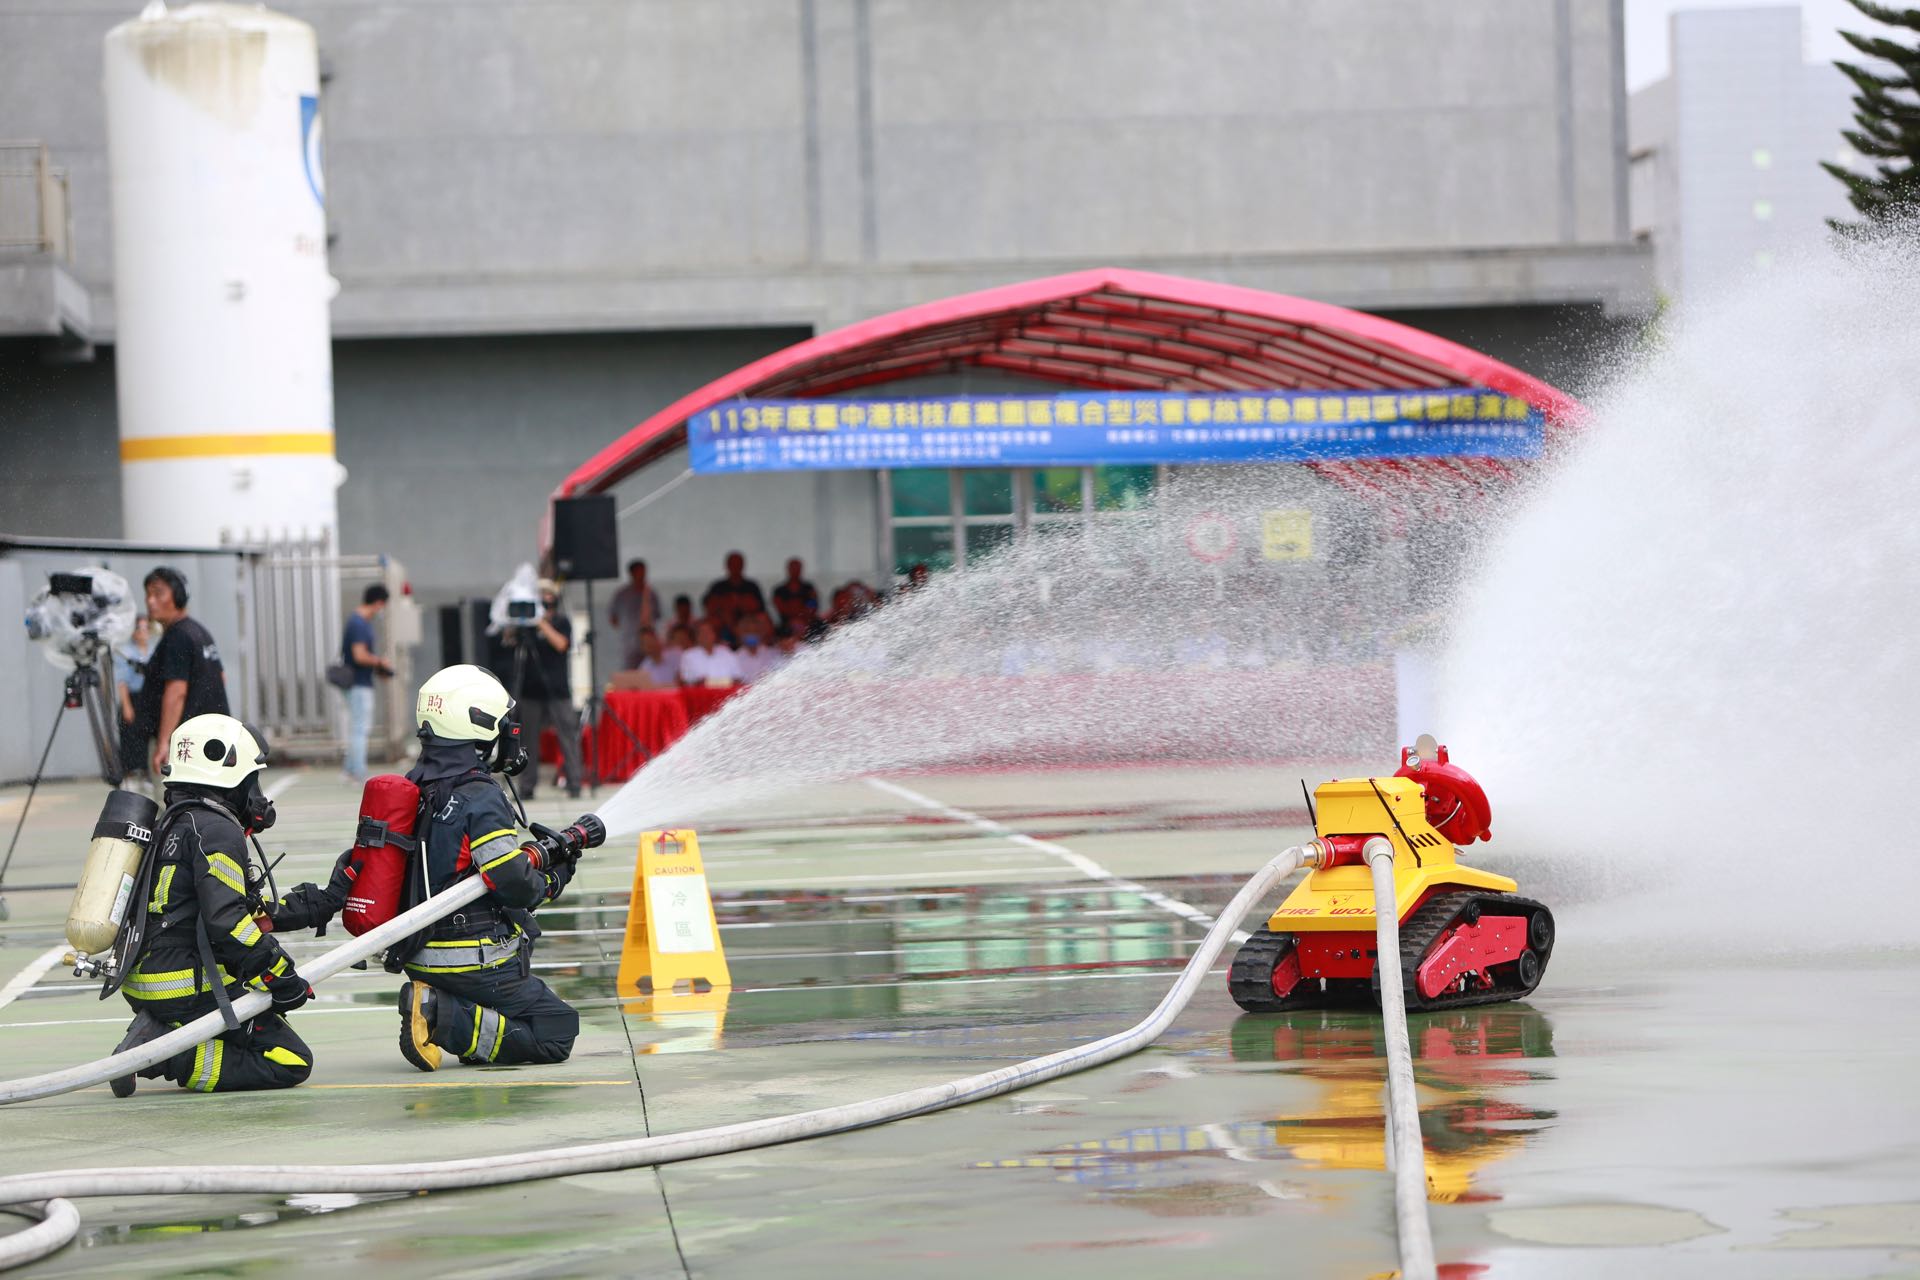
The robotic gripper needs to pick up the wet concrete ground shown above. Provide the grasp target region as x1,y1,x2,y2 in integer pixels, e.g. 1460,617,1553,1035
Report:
0,765,1915,1278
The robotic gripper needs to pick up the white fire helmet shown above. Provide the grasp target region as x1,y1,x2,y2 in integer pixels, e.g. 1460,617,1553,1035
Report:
163,715,269,790
415,664,512,743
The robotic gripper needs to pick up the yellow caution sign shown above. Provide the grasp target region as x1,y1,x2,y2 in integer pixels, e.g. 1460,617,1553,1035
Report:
617,829,731,996
1262,508,1313,560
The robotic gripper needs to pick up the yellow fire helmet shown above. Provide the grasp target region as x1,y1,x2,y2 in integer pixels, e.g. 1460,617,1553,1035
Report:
163,714,269,790
415,663,513,743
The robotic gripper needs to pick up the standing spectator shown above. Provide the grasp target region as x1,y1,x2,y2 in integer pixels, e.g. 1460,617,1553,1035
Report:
668,594,696,638
702,552,766,638
114,615,156,781
608,559,661,669
339,584,396,782
141,567,229,778
678,620,742,686
636,629,678,687
771,558,819,634
509,579,583,800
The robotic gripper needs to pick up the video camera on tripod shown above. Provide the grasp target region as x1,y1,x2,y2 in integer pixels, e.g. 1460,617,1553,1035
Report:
24,568,136,673
487,564,547,637
4,569,140,908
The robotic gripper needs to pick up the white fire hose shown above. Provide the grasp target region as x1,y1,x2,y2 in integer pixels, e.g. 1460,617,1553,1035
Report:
0,843,1439,1278
1367,836,1439,1280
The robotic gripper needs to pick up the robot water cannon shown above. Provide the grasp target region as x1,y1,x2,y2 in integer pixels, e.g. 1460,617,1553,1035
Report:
1395,734,1492,846
1230,739,1554,1014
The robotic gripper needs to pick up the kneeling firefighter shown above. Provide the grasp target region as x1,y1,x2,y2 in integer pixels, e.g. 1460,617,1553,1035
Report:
106,714,353,1096
391,664,603,1072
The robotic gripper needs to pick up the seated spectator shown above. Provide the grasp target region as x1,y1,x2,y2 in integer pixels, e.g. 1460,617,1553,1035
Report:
702,552,766,639
772,558,819,632
669,595,696,638
826,581,878,627
637,629,678,687
664,622,693,669
777,602,823,642
735,630,778,682
679,620,743,686
825,585,854,626
730,610,782,681
767,631,801,674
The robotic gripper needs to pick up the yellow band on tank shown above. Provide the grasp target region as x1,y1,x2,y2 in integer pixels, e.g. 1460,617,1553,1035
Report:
120,432,336,461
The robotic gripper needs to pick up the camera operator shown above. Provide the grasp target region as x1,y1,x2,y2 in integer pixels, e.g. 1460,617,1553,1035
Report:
502,579,583,801
142,567,230,778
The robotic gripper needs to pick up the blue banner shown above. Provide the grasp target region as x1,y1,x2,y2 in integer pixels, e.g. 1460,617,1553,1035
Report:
687,388,1543,473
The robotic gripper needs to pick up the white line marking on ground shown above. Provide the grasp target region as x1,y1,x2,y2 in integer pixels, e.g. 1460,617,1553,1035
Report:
865,777,1242,937
0,965,1237,1029
0,946,69,1013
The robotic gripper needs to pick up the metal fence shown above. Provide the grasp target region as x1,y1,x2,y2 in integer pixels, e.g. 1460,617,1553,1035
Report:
0,142,72,259
232,529,419,763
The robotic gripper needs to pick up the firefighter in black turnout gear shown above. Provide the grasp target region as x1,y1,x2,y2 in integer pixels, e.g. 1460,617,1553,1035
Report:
108,715,353,1096
394,664,602,1071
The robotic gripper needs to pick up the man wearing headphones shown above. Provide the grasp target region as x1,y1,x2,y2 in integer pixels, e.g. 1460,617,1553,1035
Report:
142,567,230,778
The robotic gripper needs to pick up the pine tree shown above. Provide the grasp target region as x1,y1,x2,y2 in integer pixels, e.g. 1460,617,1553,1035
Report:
1823,1,1920,229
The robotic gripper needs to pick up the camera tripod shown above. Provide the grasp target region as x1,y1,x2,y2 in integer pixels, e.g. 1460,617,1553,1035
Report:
0,638,124,914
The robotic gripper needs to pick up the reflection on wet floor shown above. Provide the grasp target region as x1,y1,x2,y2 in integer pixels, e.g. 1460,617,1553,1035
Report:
467,877,1234,1017
967,1005,1555,1211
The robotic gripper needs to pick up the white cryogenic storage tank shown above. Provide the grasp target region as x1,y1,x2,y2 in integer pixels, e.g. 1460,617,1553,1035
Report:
105,1,339,546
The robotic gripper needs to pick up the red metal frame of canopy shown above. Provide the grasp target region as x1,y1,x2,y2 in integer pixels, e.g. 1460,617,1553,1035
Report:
551,267,1582,510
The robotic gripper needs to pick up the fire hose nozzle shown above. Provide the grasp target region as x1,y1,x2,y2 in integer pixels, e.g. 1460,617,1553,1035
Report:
566,814,606,851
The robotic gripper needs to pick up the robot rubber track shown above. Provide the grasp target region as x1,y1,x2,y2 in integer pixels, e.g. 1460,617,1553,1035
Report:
1228,892,1554,1014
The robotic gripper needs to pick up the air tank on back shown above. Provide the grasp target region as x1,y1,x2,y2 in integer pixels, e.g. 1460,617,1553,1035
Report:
104,2,340,546
66,790,161,959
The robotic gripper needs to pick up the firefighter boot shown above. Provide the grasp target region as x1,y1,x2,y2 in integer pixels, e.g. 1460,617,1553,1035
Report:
108,1010,173,1098
398,981,442,1072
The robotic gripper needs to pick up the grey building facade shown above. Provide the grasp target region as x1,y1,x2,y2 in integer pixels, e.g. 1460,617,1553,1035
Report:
2,0,1653,631
1629,6,1856,303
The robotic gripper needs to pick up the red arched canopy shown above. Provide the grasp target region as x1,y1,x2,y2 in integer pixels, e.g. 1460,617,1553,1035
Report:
554,267,1581,503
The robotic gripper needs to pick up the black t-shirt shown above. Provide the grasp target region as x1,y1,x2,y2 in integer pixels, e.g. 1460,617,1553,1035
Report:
142,616,229,724
703,577,767,616
772,579,818,618
526,613,572,702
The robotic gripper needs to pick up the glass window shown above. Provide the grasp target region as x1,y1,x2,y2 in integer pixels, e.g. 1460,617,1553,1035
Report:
892,525,955,575
1032,468,1084,514
964,523,1015,564
1092,465,1156,512
961,469,1014,516
891,469,951,519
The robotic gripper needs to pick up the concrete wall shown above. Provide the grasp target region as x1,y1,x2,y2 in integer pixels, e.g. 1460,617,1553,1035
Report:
1,0,1649,336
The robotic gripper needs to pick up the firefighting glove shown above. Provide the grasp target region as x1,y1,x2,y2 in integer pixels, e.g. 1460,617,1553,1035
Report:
324,849,359,910
265,970,313,1013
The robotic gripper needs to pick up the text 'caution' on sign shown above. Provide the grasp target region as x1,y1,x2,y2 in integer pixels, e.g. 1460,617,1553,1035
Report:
617,829,731,996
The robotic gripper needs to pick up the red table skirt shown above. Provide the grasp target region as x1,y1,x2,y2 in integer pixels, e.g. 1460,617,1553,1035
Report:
541,666,1392,785
539,685,744,783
